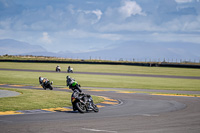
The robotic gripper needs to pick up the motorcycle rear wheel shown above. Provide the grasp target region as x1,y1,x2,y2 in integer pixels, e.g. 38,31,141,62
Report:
42,86,46,90
76,102,87,113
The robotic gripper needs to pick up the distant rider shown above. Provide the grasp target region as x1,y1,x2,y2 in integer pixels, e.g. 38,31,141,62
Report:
66,76,82,93
56,65,61,72
39,76,49,88
39,76,44,84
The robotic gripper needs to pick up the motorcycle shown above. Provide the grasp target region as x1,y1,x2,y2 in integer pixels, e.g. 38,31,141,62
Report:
67,76,99,113
71,91,99,113
56,66,61,72
67,67,73,73
39,77,53,90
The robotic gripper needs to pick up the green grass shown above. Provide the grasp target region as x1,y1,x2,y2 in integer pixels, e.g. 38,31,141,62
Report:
0,61,200,112
0,70,200,91
74,74,200,91
0,88,104,112
0,62,200,77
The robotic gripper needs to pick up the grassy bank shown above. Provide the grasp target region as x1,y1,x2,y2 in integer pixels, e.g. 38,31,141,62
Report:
0,70,200,91
0,62,200,77
0,88,104,112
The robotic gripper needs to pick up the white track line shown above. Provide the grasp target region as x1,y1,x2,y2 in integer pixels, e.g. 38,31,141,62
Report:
82,128,118,133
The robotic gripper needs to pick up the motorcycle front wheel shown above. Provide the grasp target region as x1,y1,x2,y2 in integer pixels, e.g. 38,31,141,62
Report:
76,102,87,113
93,104,99,112
49,86,53,90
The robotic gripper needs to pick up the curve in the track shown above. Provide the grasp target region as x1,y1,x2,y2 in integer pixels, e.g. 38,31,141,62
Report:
1,84,200,133
0,84,186,116
0,84,121,116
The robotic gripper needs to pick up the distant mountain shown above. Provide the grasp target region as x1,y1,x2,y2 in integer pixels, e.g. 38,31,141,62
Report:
60,41,200,61
1,39,199,61
0,39,47,55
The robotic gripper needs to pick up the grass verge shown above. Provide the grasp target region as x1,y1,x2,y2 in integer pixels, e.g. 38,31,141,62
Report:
0,88,104,112
0,62,200,77
1,70,200,91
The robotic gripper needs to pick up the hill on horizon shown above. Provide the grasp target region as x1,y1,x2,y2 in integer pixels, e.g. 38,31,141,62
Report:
0,39,47,55
0,39,199,62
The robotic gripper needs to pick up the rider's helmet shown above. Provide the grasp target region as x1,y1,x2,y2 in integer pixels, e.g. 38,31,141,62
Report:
66,76,70,79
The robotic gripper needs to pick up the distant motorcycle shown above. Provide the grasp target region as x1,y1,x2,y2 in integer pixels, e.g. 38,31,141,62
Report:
39,76,53,90
66,76,99,113
67,68,73,73
56,66,61,72
67,66,73,73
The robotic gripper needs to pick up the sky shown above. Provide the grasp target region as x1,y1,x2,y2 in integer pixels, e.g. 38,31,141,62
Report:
0,0,200,55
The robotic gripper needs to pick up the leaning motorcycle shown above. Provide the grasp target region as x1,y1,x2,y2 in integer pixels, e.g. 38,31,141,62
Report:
71,91,99,113
41,78,53,90
67,76,99,113
56,66,61,72
67,68,73,73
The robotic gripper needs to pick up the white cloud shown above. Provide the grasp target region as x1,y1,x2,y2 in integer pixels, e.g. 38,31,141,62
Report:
175,0,193,3
119,0,146,18
91,10,103,22
98,21,164,33
80,9,103,24
67,4,75,14
40,32,52,44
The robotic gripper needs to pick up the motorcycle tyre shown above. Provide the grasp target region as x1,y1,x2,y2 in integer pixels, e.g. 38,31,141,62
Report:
42,85,46,90
49,86,53,90
76,102,87,113
93,104,99,112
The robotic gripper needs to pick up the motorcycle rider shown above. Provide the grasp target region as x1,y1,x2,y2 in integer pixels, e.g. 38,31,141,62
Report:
56,65,61,72
39,76,52,89
67,66,74,73
66,76,82,92
66,76,98,112
39,76,44,84
68,66,71,71
66,76,93,111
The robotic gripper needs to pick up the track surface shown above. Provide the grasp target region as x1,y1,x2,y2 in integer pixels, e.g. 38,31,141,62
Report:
0,69,200,133
1,87,200,133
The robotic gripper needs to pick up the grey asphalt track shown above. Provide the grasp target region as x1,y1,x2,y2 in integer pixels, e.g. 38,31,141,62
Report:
0,68,200,133
0,86,200,133
0,90,20,98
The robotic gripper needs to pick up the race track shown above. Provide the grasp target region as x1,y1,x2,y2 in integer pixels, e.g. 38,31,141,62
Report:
0,86,200,133
0,69,200,133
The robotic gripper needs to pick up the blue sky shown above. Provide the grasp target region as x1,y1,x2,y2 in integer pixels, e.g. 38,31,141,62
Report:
0,0,200,55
